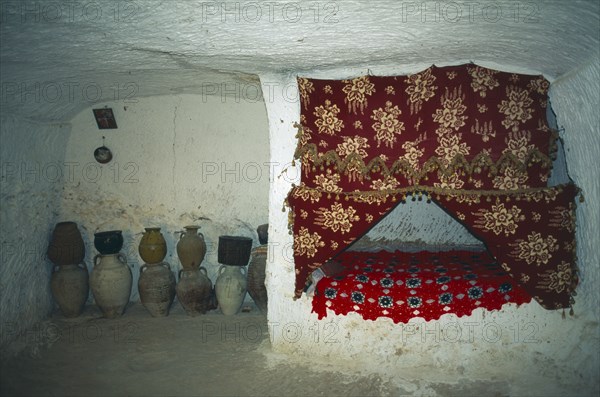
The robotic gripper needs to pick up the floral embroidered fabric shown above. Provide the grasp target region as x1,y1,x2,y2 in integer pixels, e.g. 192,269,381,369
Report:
288,63,579,311
296,64,555,192
312,250,532,323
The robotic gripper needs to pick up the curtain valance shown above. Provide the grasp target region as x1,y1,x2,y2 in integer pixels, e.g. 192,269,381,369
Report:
296,64,556,192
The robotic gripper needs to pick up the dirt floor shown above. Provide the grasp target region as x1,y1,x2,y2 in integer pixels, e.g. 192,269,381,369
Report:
1,303,406,397
0,303,583,397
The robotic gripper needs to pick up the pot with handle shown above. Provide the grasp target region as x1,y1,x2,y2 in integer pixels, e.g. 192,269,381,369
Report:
90,253,132,318
138,262,176,317
176,266,212,315
176,226,207,271
215,265,247,315
51,263,89,317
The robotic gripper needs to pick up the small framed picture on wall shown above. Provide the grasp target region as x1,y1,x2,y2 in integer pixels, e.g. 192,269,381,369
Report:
93,108,118,129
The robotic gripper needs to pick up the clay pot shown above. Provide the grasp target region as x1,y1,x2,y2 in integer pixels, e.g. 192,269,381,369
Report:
257,224,268,245
176,226,207,270
94,230,123,255
47,222,85,266
138,262,176,317
90,254,132,318
247,245,268,314
138,227,167,264
218,236,253,267
215,265,247,315
51,263,89,318
176,267,212,316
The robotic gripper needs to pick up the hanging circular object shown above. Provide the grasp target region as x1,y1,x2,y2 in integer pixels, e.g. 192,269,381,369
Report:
94,145,113,164
94,136,113,164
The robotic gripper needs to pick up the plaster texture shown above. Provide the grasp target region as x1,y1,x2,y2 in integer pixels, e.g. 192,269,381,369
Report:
0,1,598,394
0,116,71,351
62,93,270,300
1,0,598,122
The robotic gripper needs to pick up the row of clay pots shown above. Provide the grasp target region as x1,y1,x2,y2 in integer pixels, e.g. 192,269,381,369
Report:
90,254,262,318
49,253,131,319
49,223,267,318
50,255,213,318
139,226,207,269
137,227,209,317
47,223,207,270
48,222,266,267
136,262,262,317
89,254,210,318
139,233,253,316
48,224,192,318
136,226,209,315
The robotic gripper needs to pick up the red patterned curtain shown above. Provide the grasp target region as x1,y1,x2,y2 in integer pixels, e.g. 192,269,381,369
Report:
287,63,578,310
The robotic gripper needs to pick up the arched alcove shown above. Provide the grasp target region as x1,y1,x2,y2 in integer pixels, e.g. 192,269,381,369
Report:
260,57,598,393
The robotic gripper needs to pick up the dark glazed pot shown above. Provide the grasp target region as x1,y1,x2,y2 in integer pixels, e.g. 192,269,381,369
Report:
217,236,253,267
94,230,124,255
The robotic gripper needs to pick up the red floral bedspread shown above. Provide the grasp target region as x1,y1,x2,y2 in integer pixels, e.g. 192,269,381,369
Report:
312,250,531,323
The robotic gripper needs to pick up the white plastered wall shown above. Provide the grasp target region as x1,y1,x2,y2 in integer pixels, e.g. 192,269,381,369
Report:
60,93,271,300
0,116,71,351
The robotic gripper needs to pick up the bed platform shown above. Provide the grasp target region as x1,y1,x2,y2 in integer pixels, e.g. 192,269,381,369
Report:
312,250,532,323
